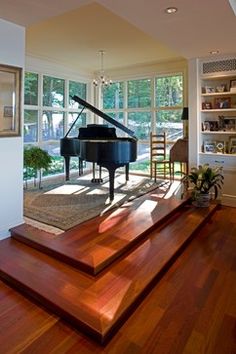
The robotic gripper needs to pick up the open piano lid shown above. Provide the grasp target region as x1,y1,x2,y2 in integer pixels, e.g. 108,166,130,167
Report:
72,95,138,140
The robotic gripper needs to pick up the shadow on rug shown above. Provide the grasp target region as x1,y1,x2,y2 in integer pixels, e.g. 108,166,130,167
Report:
24,174,164,231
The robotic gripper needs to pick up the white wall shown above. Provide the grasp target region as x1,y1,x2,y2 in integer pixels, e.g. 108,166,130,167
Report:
0,19,25,239
188,58,200,168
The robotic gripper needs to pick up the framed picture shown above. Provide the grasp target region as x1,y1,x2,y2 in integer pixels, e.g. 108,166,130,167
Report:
204,141,216,153
0,64,22,137
205,86,215,93
215,141,225,153
229,136,236,154
202,101,212,110
3,106,13,118
230,79,236,89
202,121,210,131
216,84,227,93
214,97,231,109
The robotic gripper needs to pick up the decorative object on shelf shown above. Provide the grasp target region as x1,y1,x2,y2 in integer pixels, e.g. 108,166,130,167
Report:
229,136,236,153
202,121,211,131
24,146,52,189
184,164,224,207
205,86,215,93
215,141,225,153
202,101,212,110
230,79,236,88
93,50,112,87
223,116,236,131
214,97,231,109
203,140,216,153
230,79,236,93
203,120,219,131
216,84,227,93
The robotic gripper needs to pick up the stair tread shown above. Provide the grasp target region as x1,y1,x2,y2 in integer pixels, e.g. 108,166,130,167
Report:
0,203,218,343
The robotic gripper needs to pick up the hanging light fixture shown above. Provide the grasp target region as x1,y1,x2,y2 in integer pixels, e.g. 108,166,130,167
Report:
93,50,112,87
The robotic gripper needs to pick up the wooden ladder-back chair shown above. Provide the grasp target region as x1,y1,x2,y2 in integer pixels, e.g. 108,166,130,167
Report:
150,132,171,182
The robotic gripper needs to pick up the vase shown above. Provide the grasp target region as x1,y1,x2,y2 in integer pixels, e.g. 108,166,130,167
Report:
192,193,210,207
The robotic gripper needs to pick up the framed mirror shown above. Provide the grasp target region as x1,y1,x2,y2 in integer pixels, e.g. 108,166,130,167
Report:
0,64,22,137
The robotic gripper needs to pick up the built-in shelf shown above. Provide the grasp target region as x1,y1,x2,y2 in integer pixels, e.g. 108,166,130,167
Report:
202,91,236,97
201,131,236,135
201,108,236,112
199,152,236,157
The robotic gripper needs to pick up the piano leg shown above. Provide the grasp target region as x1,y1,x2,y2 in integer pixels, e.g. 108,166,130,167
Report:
91,163,103,183
108,167,116,202
64,156,70,181
79,157,83,176
125,164,129,181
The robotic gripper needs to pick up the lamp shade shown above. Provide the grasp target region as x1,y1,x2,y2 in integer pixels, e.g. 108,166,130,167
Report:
181,107,189,120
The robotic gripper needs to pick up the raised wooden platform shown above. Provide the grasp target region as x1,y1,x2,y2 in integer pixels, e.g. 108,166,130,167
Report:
11,187,189,275
0,184,219,344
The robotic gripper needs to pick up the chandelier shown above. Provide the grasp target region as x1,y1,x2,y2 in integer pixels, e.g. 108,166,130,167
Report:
93,50,112,87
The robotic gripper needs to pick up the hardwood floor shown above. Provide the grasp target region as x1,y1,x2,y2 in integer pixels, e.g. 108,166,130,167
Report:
0,206,235,353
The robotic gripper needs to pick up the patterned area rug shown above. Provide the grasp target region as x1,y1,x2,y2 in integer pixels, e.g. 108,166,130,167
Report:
24,173,163,231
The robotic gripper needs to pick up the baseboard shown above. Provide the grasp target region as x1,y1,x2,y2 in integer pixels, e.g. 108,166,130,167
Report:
221,194,236,207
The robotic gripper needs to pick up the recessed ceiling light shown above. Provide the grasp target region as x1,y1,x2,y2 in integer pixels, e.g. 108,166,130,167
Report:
165,7,178,14
210,50,219,55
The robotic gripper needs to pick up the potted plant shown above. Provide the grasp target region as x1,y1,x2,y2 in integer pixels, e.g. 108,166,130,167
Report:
184,164,224,207
24,146,52,189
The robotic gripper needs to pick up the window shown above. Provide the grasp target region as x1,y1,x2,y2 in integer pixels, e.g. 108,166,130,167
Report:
102,73,184,175
68,112,86,137
24,72,38,106
42,111,64,141
43,75,65,108
155,75,183,107
24,71,87,177
128,79,151,108
24,110,38,143
103,82,124,109
69,81,87,109
128,112,151,140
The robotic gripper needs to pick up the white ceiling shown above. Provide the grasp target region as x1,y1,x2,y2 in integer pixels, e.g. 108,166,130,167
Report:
0,0,235,73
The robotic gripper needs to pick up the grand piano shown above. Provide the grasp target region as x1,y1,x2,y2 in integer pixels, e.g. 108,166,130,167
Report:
60,95,137,201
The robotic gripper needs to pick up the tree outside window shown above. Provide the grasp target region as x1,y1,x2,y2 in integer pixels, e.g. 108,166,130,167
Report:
24,72,38,106
69,81,87,109
128,79,151,108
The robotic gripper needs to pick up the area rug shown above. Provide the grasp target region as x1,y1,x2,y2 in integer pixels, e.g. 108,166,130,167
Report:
24,173,163,231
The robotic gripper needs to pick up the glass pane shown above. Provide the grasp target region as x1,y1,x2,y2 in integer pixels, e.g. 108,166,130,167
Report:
39,142,64,175
102,82,124,109
156,109,183,141
155,75,183,107
43,76,65,108
42,156,64,176
24,72,38,105
69,81,87,109
24,110,38,143
42,111,64,141
105,112,124,136
128,79,151,108
130,142,150,174
68,112,86,137
128,111,151,140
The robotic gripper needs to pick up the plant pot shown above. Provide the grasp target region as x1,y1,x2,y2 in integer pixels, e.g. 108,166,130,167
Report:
192,193,210,207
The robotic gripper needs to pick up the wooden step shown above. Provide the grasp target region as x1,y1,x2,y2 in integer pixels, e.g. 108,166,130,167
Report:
0,204,218,344
11,190,190,275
